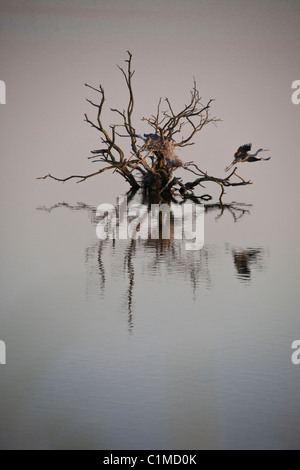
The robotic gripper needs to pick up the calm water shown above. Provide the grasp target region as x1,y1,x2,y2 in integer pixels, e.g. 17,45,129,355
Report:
0,189,299,450
0,0,300,450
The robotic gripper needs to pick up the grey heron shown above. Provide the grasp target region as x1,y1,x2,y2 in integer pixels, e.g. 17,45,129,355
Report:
225,143,270,172
135,133,174,143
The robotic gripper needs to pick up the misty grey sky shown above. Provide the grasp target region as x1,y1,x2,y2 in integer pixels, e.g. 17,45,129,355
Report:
0,0,299,206
0,1,300,450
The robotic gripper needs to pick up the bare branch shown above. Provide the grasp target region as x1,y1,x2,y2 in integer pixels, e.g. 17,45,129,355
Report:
37,167,113,184
38,52,255,203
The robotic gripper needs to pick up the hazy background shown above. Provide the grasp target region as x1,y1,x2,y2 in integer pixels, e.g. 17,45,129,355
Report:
0,0,299,450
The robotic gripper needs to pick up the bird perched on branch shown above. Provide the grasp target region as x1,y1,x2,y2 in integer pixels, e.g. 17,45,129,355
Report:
225,143,270,172
136,133,182,168
136,133,167,143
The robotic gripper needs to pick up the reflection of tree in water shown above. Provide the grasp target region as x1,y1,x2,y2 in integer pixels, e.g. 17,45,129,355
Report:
86,235,215,327
205,201,251,222
37,193,266,332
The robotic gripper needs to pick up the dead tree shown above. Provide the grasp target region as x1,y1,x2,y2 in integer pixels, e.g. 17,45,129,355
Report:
37,51,251,203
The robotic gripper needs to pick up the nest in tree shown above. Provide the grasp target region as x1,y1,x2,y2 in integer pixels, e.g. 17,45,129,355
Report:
37,51,252,204
145,137,183,168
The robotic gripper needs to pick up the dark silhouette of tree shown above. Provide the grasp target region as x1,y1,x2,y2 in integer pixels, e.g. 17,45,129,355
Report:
37,52,251,204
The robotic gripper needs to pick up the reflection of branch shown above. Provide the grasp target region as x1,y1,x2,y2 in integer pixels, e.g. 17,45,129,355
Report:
124,239,136,333
37,201,95,212
204,202,252,222
97,244,106,292
37,201,98,225
37,193,265,332
189,248,212,298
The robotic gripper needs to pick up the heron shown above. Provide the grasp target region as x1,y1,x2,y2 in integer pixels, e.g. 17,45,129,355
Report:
135,133,161,143
225,143,270,172
135,133,182,167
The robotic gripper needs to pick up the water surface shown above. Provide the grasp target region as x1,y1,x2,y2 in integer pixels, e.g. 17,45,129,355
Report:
0,0,300,450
